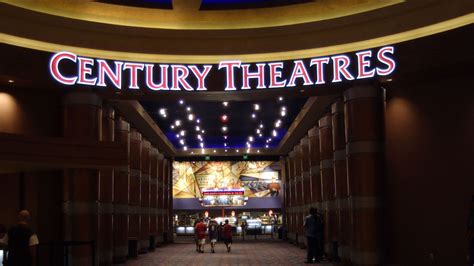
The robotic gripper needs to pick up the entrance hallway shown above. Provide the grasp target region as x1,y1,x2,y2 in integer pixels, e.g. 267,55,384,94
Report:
126,239,330,266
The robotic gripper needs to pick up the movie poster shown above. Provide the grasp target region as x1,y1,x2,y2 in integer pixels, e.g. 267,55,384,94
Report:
172,161,280,198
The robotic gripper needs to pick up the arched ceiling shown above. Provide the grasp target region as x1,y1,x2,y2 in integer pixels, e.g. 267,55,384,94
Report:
0,0,473,63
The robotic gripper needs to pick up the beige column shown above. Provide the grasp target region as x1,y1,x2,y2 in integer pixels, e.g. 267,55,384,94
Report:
344,85,385,265
128,129,142,257
113,116,130,263
156,153,165,245
332,100,350,261
319,113,336,257
62,92,102,266
308,127,322,210
149,147,159,250
287,151,296,242
139,139,151,253
99,105,114,265
293,145,304,246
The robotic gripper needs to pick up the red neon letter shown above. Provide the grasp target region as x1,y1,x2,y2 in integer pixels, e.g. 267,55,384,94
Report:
268,62,286,88
49,52,77,85
171,65,193,91
287,60,313,87
376,46,396,76
218,61,241,91
145,64,169,91
241,63,266,89
189,65,212,91
97,59,123,89
77,57,97,85
309,57,330,84
123,62,144,89
356,50,375,79
332,55,354,82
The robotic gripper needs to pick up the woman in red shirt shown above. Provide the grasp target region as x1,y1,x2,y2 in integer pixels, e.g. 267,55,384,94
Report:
222,219,233,252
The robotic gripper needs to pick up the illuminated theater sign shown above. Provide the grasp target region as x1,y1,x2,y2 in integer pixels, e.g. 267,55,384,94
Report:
200,188,248,207
49,46,395,92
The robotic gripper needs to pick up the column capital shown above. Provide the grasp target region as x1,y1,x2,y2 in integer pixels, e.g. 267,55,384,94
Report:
308,126,319,137
130,129,142,141
318,114,332,128
62,92,102,107
343,85,384,102
331,100,344,114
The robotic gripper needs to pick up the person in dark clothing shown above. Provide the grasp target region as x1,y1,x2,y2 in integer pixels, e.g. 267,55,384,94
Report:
468,196,474,266
4,210,39,266
304,207,323,264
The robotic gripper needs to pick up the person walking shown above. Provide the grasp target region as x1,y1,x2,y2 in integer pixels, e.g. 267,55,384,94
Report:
240,220,247,240
3,210,39,266
304,207,323,264
195,218,207,253
208,217,219,253
222,219,233,253
193,219,199,252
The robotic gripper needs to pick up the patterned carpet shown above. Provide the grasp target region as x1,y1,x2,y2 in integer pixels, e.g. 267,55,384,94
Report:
126,238,332,266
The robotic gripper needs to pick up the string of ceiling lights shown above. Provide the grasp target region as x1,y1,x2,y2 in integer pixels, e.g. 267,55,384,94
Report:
158,96,287,155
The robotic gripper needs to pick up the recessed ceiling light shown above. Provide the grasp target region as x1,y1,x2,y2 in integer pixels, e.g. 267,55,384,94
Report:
280,110,286,117
223,101,228,107
175,120,181,126
265,145,269,148
196,119,201,123
200,142,204,148
272,130,277,137
202,130,205,134
224,136,228,139
236,149,239,152
159,108,167,117
257,150,260,153
259,124,264,128
222,126,228,132
186,106,192,112
281,106,287,111
254,104,260,111
224,143,227,147
258,133,263,137
225,149,228,152
256,129,261,134
248,136,254,142
183,146,188,151
179,99,184,105
188,114,194,121
175,134,179,138
251,113,256,119
221,114,228,122
179,139,185,145
171,125,175,129
196,126,200,131
278,96,283,101
180,130,186,136
213,150,216,153
7,79,14,83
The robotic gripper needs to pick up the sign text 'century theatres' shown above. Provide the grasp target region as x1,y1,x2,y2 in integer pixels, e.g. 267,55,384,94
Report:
49,46,395,91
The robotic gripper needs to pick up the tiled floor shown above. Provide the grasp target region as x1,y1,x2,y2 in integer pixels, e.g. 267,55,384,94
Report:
126,238,329,265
